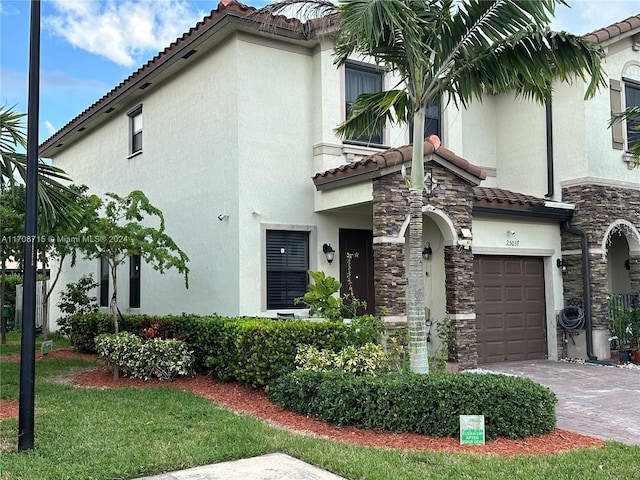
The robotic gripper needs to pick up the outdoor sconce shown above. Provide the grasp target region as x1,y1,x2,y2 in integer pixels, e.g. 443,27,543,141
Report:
425,167,439,196
557,258,568,274
422,243,433,260
322,244,335,264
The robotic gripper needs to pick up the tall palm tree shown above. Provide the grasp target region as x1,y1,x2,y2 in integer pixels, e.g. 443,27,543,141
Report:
1,104,78,229
261,0,604,373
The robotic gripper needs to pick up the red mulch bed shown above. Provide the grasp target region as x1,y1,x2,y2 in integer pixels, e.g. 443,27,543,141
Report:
0,350,605,456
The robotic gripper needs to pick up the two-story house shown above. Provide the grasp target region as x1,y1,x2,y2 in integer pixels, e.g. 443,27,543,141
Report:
40,1,639,368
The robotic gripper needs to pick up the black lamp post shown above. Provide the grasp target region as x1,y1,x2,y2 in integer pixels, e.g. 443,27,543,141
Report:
18,0,40,452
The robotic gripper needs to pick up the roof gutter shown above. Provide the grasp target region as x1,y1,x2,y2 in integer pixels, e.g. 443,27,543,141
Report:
561,221,597,360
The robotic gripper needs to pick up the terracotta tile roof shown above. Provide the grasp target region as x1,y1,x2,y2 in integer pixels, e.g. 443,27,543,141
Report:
313,136,486,189
584,14,640,43
472,187,547,207
39,0,319,154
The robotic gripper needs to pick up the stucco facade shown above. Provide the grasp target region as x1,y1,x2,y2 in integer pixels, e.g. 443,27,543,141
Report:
40,2,640,366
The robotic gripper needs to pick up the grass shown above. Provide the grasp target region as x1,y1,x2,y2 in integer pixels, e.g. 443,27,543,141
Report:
1,349,639,479
0,331,71,357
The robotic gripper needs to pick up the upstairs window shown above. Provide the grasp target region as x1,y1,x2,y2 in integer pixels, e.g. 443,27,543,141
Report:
266,230,309,309
345,64,383,145
128,106,143,154
624,79,640,150
409,98,441,143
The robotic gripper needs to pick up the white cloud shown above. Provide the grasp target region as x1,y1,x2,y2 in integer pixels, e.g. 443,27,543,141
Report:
43,120,57,136
551,1,639,35
43,0,207,67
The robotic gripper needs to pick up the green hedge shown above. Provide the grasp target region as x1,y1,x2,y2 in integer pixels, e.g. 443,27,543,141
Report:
270,370,557,440
58,313,365,387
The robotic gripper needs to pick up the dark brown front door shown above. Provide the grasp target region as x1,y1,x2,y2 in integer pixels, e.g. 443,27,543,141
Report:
474,255,547,363
339,229,374,315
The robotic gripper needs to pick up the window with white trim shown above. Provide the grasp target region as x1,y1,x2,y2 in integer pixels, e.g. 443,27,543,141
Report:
345,63,383,145
129,106,143,154
266,230,309,309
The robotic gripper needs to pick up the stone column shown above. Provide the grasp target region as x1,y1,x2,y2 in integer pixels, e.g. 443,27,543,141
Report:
372,175,409,318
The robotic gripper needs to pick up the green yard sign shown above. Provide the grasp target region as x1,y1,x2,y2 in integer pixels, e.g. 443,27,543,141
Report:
40,340,53,355
460,415,485,445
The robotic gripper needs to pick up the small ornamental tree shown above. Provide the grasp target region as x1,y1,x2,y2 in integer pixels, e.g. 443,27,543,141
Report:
80,190,190,339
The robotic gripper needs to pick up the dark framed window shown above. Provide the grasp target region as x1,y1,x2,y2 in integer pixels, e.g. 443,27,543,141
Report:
624,79,640,150
128,106,142,154
129,255,141,308
99,258,109,307
409,98,441,143
345,64,383,145
266,230,309,309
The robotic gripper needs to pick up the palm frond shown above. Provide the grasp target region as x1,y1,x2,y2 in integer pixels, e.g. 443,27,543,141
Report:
335,89,411,140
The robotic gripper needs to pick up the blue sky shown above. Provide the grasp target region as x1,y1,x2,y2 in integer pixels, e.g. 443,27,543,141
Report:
1,0,639,145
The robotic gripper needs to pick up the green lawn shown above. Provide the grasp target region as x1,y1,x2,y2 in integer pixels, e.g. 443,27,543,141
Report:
0,331,71,357
1,350,639,479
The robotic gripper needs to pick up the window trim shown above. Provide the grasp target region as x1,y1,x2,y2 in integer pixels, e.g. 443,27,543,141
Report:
127,104,143,157
622,76,640,152
129,255,141,309
343,61,385,147
261,224,316,313
99,258,109,308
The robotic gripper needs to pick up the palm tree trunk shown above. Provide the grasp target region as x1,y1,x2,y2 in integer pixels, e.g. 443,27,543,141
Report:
110,259,119,380
406,108,429,373
407,187,429,373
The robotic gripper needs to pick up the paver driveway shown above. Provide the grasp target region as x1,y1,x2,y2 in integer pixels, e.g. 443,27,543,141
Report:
483,360,640,446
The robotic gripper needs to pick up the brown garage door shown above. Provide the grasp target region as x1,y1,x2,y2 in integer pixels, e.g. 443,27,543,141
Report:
474,256,546,363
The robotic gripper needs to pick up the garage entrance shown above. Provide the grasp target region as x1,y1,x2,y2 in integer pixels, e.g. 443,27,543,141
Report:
474,256,547,363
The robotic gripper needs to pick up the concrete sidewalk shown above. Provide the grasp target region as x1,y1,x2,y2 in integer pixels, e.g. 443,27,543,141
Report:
133,453,346,480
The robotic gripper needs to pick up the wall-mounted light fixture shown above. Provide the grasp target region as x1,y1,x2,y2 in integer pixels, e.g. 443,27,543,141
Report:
422,243,433,260
425,167,439,196
322,244,335,264
507,229,516,236
217,213,229,221
556,258,568,274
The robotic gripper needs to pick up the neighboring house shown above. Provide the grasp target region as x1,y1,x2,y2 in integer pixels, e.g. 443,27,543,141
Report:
40,1,639,368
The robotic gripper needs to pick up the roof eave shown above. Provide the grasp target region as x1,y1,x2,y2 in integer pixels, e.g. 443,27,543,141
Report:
39,5,319,158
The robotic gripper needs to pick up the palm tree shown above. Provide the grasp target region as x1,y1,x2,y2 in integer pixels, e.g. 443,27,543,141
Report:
1,104,78,229
261,0,604,373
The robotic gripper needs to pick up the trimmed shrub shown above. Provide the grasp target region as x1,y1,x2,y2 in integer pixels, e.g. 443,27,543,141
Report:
59,313,113,353
59,312,366,387
203,318,356,388
95,332,193,381
295,343,392,376
270,370,557,440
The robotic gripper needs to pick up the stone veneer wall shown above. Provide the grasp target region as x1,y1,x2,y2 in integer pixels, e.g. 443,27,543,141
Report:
372,163,478,368
372,174,409,316
561,184,640,352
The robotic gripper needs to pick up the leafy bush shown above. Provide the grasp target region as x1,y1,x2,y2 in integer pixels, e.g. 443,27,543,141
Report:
58,312,113,353
296,343,392,376
56,274,99,319
270,370,557,440
202,318,357,388
95,332,193,381
59,312,370,387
